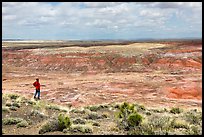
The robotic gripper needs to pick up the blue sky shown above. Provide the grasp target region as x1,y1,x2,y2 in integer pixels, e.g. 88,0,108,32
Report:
2,2,202,40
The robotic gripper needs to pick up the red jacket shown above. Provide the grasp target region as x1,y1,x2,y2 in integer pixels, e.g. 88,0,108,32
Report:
33,81,40,90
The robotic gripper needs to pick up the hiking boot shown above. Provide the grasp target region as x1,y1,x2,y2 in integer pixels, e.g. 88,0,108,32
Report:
37,97,40,100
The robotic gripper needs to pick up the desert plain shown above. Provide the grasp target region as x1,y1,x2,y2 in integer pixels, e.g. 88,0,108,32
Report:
2,40,202,109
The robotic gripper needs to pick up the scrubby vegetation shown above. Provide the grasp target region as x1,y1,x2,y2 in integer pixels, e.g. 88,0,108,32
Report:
3,117,24,125
117,102,143,130
58,113,72,131
2,93,202,135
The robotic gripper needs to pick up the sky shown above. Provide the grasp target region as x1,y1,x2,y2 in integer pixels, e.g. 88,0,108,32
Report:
2,2,202,40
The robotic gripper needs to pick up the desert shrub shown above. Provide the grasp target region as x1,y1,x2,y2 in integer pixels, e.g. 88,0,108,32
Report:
39,118,60,134
148,115,171,132
46,104,61,111
33,101,45,110
127,124,154,135
110,126,120,132
69,125,93,133
9,106,18,111
117,102,142,130
101,113,109,118
73,118,86,125
99,104,109,109
86,105,100,111
2,106,10,113
92,122,100,127
62,128,70,133
150,108,167,113
118,102,136,119
184,111,202,125
170,107,182,114
114,104,120,109
12,102,21,108
186,125,202,135
3,117,24,125
30,109,47,118
70,109,86,114
60,109,68,113
8,94,20,100
58,113,71,131
16,120,29,128
86,112,101,120
137,105,146,111
27,100,36,105
170,118,189,129
5,102,12,107
127,113,143,127
145,111,151,116
16,96,26,103
163,108,168,112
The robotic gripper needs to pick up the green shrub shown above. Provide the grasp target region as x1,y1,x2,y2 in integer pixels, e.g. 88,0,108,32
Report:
3,117,24,125
170,107,182,114
58,113,71,131
16,120,28,128
117,102,142,130
39,119,60,134
127,113,143,127
118,102,136,119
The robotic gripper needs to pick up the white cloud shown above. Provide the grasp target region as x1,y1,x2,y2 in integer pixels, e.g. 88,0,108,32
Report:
2,2,202,40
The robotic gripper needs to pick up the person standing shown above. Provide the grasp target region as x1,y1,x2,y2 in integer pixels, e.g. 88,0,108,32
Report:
33,78,41,99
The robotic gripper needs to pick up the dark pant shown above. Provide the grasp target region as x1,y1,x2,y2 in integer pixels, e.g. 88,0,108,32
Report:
34,89,40,99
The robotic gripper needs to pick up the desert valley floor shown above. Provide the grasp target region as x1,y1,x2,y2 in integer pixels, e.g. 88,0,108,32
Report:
2,40,202,109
